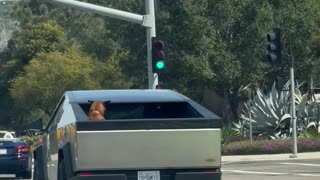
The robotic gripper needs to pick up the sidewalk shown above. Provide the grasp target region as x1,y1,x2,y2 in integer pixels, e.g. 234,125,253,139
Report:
222,151,320,163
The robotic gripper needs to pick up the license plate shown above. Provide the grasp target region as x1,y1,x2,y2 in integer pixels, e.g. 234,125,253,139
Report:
0,149,7,155
138,171,160,180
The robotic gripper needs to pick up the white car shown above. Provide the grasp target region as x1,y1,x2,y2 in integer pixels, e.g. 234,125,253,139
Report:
0,131,16,139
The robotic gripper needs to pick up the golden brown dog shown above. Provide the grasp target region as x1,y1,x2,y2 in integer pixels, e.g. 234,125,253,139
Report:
88,101,106,121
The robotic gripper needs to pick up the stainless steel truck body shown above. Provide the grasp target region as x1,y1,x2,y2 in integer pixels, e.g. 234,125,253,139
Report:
31,89,222,180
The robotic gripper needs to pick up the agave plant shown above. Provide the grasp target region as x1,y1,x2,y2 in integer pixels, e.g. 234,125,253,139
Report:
232,118,248,137
300,128,320,139
221,127,240,144
296,94,320,135
238,81,291,138
237,81,320,139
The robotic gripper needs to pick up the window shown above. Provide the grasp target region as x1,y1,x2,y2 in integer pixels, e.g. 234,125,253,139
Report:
4,133,13,139
0,132,15,139
46,96,65,131
80,102,202,120
0,132,13,139
0,133,5,138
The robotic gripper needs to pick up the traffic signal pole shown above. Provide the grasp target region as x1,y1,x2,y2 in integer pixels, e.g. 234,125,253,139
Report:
145,0,158,89
47,0,158,89
266,28,297,157
289,32,298,158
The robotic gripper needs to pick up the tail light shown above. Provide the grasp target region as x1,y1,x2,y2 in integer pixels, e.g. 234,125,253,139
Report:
203,169,219,174
79,172,93,176
14,145,29,153
203,170,216,174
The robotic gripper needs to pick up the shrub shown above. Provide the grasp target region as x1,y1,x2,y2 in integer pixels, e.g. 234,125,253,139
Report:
222,138,320,155
19,135,41,151
298,138,320,152
221,127,240,144
224,135,269,145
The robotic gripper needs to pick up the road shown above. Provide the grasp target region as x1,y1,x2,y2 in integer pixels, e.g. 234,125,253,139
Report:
222,159,320,180
1,158,320,179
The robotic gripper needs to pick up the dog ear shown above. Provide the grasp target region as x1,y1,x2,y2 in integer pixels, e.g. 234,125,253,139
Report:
104,100,111,105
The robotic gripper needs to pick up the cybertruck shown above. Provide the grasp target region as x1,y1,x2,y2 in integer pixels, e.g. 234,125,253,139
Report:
30,89,222,180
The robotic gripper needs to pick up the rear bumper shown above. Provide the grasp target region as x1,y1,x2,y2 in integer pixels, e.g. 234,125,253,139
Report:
70,174,126,180
175,172,221,180
70,171,221,180
0,156,31,174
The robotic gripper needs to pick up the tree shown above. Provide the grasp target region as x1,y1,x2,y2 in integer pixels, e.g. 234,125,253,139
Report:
15,20,69,61
93,50,133,89
0,19,70,127
6,0,320,127
9,49,100,124
0,1,18,52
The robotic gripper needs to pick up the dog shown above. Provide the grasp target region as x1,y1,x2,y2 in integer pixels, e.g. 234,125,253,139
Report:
88,101,106,121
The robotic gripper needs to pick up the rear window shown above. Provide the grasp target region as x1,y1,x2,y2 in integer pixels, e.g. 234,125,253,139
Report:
0,133,5,138
0,132,14,139
81,102,203,120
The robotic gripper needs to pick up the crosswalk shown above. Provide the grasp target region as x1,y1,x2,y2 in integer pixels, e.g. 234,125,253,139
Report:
223,160,320,178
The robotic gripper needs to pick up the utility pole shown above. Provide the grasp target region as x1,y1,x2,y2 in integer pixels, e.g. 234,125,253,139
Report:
145,0,158,89
249,106,253,144
248,92,253,145
289,32,298,158
47,0,158,89
266,28,297,157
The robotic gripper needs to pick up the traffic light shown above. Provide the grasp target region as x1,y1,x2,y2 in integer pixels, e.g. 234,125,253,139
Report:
266,28,282,70
152,37,165,73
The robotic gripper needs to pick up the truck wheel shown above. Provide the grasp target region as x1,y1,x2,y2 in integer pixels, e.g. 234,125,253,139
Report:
33,159,38,180
16,171,32,179
58,159,67,180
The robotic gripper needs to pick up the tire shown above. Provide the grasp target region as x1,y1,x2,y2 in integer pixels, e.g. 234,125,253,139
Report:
58,159,67,180
33,159,38,180
16,171,32,179
33,147,46,180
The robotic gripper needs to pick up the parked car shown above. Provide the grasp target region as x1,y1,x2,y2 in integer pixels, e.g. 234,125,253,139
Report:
0,130,32,179
30,89,222,180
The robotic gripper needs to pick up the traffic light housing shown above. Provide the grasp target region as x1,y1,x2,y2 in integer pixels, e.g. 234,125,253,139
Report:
152,37,165,73
266,28,282,70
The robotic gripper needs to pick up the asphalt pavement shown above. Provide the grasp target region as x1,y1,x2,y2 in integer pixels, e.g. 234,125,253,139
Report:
222,152,320,180
2,152,320,179
222,151,320,163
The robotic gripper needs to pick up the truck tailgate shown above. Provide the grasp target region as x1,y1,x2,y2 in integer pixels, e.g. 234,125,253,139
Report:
75,129,221,171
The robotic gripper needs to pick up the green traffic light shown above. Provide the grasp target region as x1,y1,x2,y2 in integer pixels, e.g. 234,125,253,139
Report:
156,61,165,69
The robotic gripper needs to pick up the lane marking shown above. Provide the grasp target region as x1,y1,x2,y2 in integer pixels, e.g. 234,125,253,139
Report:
223,169,320,177
222,170,287,175
279,162,320,167
222,161,236,165
298,173,320,177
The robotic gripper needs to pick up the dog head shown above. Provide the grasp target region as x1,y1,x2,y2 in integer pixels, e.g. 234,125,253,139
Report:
88,101,106,120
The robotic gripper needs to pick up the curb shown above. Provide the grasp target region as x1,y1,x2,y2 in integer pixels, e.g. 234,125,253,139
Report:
222,151,320,163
